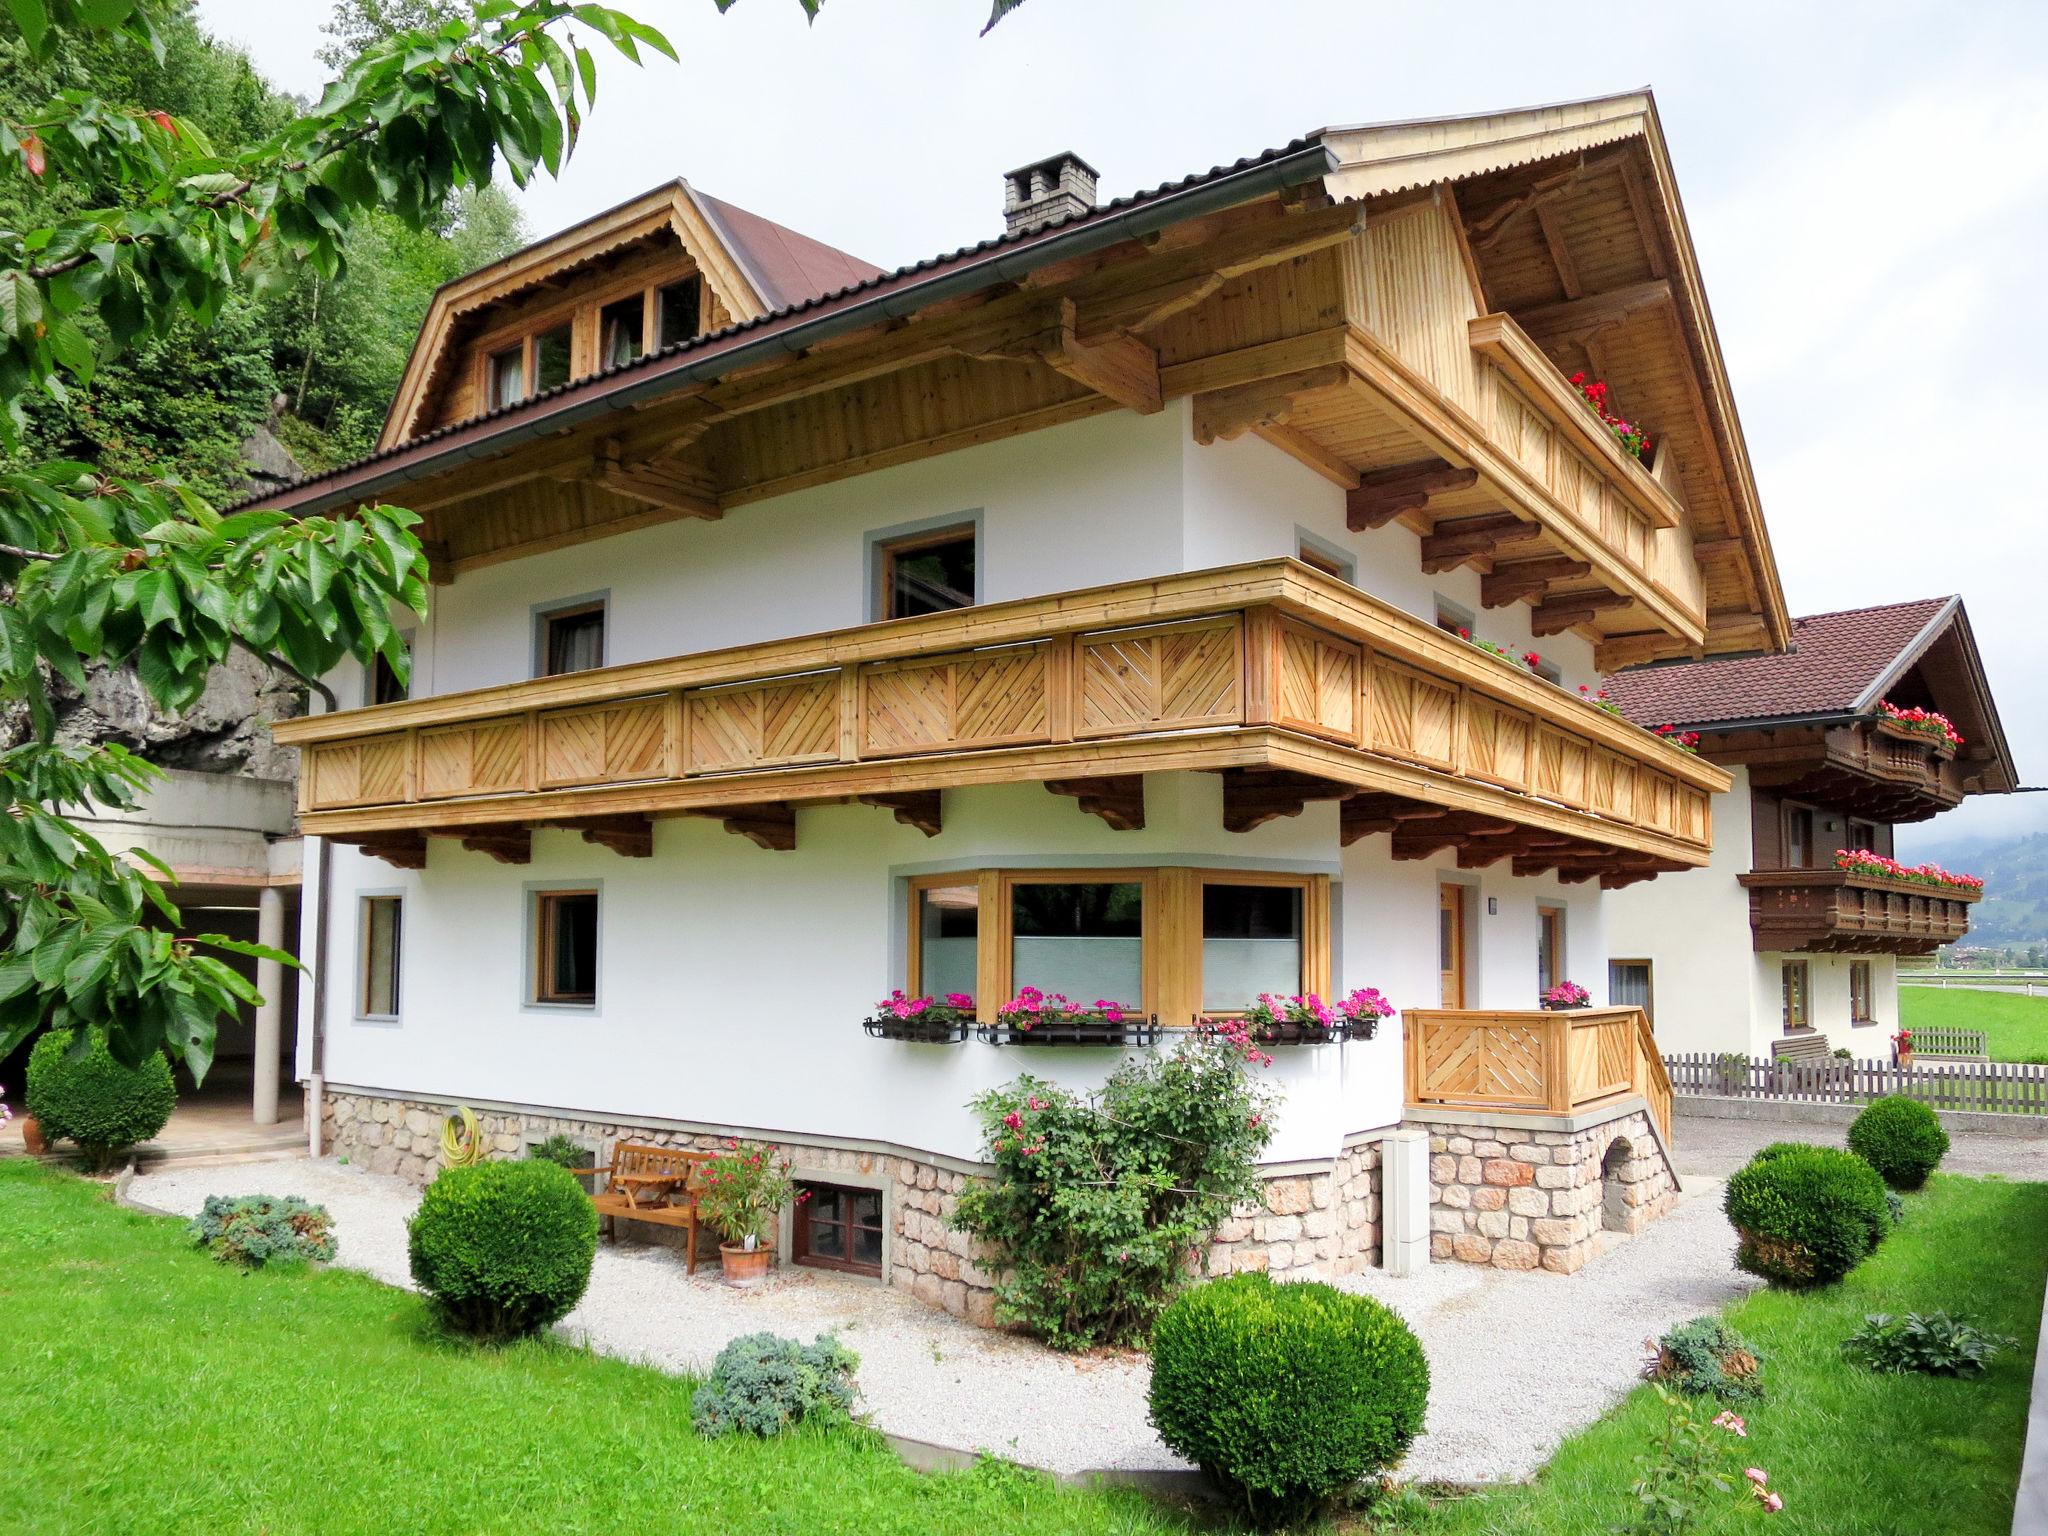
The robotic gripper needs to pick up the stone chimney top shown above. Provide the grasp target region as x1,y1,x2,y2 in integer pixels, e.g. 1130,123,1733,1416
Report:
1002,151,1100,236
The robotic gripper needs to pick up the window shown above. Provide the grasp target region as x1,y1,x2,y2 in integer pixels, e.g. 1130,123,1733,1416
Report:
1784,806,1814,869
877,523,977,619
1533,657,1563,686
1850,961,1874,1023
793,1182,885,1277
487,344,525,408
359,896,402,1018
1781,960,1810,1032
1609,959,1653,1022
1201,880,1304,1011
368,645,410,706
1011,878,1145,1007
657,277,702,347
533,323,573,393
1848,819,1879,854
537,599,606,677
1537,906,1565,996
598,295,645,370
909,881,979,999
1295,536,1354,585
1434,598,1474,637
533,889,599,1007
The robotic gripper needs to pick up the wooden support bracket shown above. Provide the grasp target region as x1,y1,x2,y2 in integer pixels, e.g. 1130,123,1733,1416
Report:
857,791,943,838
566,814,655,858
1219,769,1352,834
450,826,532,865
346,832,429,870
686,804,797,851
1344,459,1478,531
1418,511,1532,574
593,438,723,519
1480,556,1592,610
1340,794,1449,845
1045,776,1146,832
1191,365,1348,446
1530,589,1634,637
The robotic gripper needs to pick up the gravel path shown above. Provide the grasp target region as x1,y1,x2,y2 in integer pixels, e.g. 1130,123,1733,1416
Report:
1672,1114,2047,1181
130,1156,1756,1485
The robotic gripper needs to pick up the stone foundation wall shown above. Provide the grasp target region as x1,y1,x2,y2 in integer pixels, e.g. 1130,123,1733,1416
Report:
1421,1108,1676,1274
321,1090,1384,1325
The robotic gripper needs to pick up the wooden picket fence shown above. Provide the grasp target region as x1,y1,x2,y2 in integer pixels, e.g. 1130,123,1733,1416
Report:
1664,1052,2048,1115
1906,1026,1988,1060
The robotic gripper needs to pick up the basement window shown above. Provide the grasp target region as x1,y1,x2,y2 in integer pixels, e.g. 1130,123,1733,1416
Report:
794,1182,885,1277
877,523,977,619
533,889,599,1007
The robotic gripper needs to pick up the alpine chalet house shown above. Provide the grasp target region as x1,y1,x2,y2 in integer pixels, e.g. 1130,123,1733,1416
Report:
1603,598,2016,1059
265,93,1790,1300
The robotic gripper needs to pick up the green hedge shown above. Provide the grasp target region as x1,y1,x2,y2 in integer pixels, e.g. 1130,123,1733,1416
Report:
1149,1273,1428,1527
1848,1097,1949,1190
406,1159,597,1341
1725,1145,1889,1286
24,1029,176,1170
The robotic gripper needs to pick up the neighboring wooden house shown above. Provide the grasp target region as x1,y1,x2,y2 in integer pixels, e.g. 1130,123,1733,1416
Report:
262,92,1791,1295
1603,598,2017,1059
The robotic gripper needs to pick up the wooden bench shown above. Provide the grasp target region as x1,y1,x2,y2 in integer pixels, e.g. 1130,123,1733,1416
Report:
575,1143,716,1274
1771,1031,1833,1065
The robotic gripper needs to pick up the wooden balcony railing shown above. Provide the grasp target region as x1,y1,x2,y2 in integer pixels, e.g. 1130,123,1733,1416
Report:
1405,1006,1672,1145
1738,868,1981,957
272,560,1724,861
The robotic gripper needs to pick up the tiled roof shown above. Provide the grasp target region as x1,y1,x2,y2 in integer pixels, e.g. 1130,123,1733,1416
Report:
1603,598,1953,729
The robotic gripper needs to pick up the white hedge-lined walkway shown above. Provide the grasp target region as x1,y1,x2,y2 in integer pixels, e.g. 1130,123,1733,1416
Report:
128,1156,1753,1485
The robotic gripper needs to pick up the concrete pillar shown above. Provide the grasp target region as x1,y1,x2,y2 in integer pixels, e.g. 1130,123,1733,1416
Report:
252,885,286,1125
1379,1126,1432,1275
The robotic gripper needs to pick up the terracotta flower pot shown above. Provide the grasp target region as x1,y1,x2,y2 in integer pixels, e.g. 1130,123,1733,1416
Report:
719,1241,773,1287
18,1114,47,1156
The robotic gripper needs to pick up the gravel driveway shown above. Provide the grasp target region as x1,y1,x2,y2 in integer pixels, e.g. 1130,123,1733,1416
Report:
129,1156,1757,1485
1672,1114,2046,1181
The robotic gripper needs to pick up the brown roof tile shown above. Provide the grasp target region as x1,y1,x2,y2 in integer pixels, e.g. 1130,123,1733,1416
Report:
1603,597,1953,728
690,190,885,309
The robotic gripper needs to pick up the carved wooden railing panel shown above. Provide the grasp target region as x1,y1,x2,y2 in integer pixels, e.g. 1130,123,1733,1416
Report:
1739,868,1980,957
279,562,1723,861
1407,1006,1671,1145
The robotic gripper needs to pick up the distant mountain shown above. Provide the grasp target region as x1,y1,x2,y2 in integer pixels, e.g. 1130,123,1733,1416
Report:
1901,828,2048,947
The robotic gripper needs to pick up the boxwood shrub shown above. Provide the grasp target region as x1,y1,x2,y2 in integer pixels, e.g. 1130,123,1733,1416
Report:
1149,1273,1428,1527
1724,1144,1889,1286
24,1028,176,1170
1847,1096,1949,1190
407,1159,598,1340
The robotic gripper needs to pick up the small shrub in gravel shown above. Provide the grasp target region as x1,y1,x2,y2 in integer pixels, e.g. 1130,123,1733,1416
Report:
1841,1311,2016,1378
407,1159,597,1341
1149,1272,1428,1528
1642,1316,1765,1402
1724,1145,1889,1287
526,1133,588,1171
188,1194,336,1269
690,1332,859,1437
25,1028,176,1171
1847,1096,1948,1190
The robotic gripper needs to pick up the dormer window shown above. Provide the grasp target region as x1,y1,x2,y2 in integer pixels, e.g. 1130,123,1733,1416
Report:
658,277,702,347
468,265,708,419
487,344,525,409
534,324,572,393
599,296,645,370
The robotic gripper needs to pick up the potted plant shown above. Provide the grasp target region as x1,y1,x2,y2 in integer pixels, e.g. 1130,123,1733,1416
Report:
861,989,974,1043
1542,980,1592,1011
695,1139,803,1286
1892,1029,1914,1070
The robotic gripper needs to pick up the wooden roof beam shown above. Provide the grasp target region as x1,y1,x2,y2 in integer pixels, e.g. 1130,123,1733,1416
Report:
1345,459,1479,531
1191,365,1349,447
1530,589,1634,637
1418,511,1533,575
1465,149,1630,249
593,439,722,520
1340,794,1448,844
1045,776,1145,832
1514,279,1674,345
1481,556,1592,610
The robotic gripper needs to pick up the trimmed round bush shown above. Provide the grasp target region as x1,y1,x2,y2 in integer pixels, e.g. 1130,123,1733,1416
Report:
1150,1273,1428,1527
1848,1096,1948,1190
24,1028,176,1170
407,1159,597,1340
1724,1145,1889,1287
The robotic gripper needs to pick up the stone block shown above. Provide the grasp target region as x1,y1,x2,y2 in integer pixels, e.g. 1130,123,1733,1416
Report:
1474,1139,1506,1158
1429,1135,1448,1153
1457,1155,1484,1185
1498,1129,1530,1144
1541,1242,1591,1275
1257,1215,1303,1243
1469,1186,1506,1213
1430,1210,1466,1235
1231,1248,1270,1274
1451,1233,1493,1264
1440,1183,1471,1209
1508,1187,1547,1218
1531,1216,1585,1247
1302,1208,1337,1239
965,1289,998,1329
1213,1216,1252,1244
1534,1164,1578,1189
1446,1135,1473,1154
913,1272,946,1308
1267,1242,1295,1270
1430,1155,1457,1184
1482,1158,1533,1187
1430,1233,1453,1260
1510,1143,1548,1164
1508,1216,1528,1240
1266,1177,1312,1215
929,1249,960,1281
1490,1238,1540,1271
1475,1210,1509,1239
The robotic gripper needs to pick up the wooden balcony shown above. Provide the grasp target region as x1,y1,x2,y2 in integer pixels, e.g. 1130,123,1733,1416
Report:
1703,716,1966,824
272,559,1725,873
1404,1006,1672,1145
1737,868,1981,957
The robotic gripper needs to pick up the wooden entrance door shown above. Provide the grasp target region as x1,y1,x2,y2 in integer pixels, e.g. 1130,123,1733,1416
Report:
1781,960,1810,1033
1438,884,1467,1008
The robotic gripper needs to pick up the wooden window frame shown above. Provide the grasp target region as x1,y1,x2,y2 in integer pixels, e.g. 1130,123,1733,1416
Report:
534,596,608,678
357,894,404,1021
1608,958,1654,1024
485,341,528,409
1782,803,1816,870
1781,959,1811,1032
1850,960,1874,1024
874,521,979,621
792,1180,886,1278
1537,905,1566,996
469,262,706,409
1294,533,1355,586
1847,819,1880,854
904,867,1329,1026
532,887,600,1008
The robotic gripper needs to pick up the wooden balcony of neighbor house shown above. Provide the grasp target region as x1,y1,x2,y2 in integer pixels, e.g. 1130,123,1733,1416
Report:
271,559,1726,873
1704,716,1968,824
1404,1006,1673,1146
1737,868,1981,957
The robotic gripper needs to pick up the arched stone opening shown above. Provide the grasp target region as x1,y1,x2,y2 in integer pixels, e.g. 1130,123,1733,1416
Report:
1600,1136,1635,1233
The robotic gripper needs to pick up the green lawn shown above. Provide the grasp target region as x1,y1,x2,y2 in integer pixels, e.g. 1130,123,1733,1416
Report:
2,1164,2040,1536
0,1163,1196,1536
1377,1175,2048,1536
1901,985,2048,1063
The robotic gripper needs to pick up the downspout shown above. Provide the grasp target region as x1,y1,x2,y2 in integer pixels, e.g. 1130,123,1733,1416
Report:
306,830,332,1159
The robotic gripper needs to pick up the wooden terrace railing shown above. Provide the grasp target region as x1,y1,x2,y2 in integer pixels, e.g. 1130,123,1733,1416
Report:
1405,1006,1673,1145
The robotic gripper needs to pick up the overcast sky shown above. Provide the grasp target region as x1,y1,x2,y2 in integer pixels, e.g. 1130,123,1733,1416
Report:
197,0,2048,852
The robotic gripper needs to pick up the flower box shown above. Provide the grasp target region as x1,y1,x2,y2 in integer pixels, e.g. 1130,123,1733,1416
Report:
1226,989,1396,1045
1877,700,1964,750
861,991,974,1043
979,989,1159,1046
1542,981,1592,1010
1834,850,1983,894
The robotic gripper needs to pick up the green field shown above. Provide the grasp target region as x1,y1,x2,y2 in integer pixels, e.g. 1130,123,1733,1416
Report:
1901,985,2048,1063
2,1163,2040,1535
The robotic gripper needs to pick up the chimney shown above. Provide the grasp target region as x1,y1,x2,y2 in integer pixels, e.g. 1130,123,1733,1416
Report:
1002,151,1099,236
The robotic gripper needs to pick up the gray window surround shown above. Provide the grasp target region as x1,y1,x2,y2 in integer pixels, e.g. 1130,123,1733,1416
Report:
353,889,407,1026
1433,594,1477,634
1294,527,1357,585
522,880,604,1015
530,590,610,680
864,510,984,623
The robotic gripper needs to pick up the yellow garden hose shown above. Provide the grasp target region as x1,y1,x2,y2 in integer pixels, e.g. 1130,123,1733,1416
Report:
439,1106,486,1168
